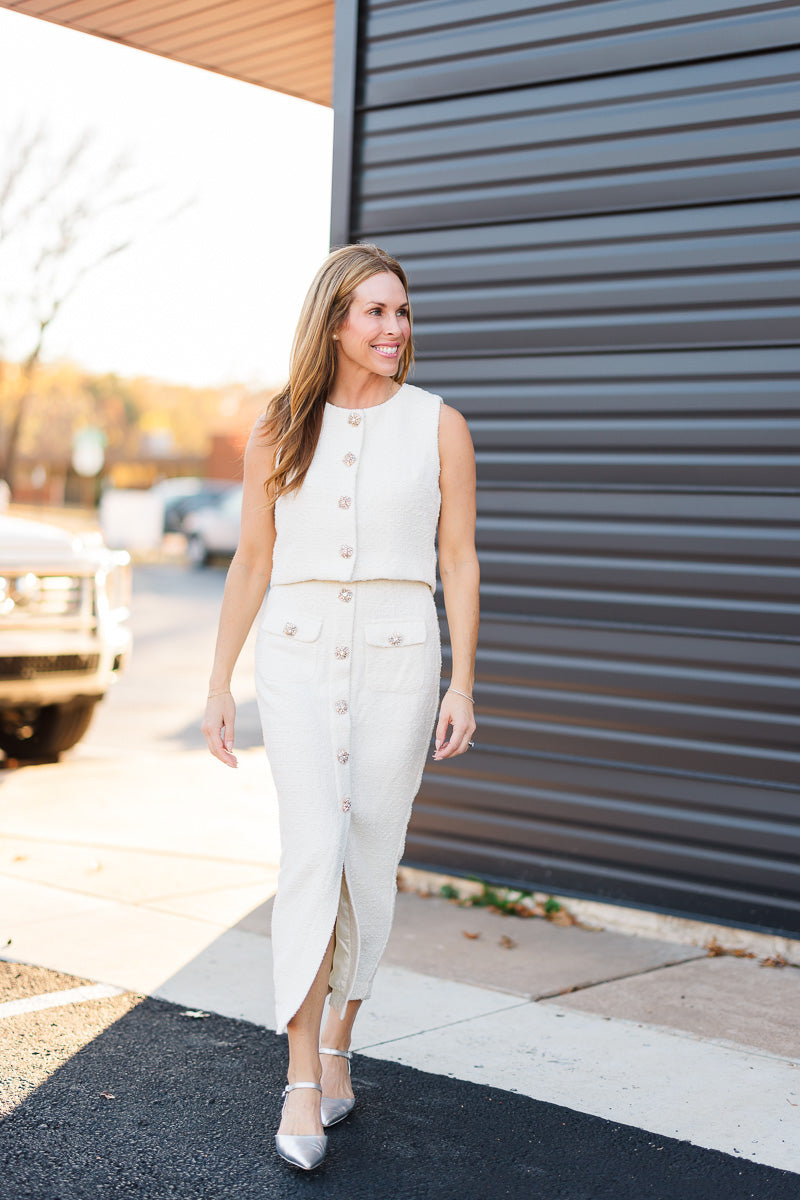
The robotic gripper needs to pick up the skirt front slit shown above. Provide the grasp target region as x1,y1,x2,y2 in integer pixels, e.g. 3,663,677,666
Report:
254,577,441,1036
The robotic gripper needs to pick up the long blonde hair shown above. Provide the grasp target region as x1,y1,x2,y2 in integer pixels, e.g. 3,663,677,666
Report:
260,243,414,505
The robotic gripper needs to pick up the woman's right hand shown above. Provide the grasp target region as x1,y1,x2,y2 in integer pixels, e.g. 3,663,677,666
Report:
202,692,237,768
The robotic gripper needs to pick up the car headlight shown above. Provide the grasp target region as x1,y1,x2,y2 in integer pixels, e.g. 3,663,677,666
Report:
13,572,42,606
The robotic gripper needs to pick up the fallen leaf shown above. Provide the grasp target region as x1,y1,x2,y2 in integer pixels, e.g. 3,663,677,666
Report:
760,955,788,968
548,909,577,926
706,938,755,959
499,935,516,949
462,930,481,940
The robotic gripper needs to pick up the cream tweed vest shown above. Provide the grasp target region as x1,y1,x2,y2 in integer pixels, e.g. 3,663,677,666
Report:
269,382,443,592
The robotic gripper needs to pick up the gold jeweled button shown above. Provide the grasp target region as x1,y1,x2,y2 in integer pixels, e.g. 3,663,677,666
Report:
283,621,298,637
388,632,404,646
335,644,350,660
347,412,362,426
343,452,357,466
340,544,354,559
341,797,351,813
338,588,353,603
337,749,350,764
334,700,348,715
338,495,352,509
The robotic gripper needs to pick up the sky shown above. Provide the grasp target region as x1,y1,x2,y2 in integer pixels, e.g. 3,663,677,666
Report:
0,8,334,389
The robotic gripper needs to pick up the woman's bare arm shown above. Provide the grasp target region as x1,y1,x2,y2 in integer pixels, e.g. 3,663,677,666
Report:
434,403,479,760
202,415,277,767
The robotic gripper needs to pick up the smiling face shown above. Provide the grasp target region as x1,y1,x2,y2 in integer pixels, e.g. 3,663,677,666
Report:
334,271,411,380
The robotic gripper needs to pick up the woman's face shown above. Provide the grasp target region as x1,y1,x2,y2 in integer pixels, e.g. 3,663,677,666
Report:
334,272,410,378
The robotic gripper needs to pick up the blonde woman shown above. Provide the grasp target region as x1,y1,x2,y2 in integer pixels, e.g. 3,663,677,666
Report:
202,243,479,1171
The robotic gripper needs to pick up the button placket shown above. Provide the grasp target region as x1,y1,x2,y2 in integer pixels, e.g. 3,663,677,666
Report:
329,413,364,814
336,410,364,582
330,574,355,816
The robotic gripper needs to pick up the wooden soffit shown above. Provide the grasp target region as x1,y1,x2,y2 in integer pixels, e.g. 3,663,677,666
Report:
1,0,334,107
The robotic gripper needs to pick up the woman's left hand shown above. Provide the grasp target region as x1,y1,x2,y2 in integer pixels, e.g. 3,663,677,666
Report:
433,691,476,760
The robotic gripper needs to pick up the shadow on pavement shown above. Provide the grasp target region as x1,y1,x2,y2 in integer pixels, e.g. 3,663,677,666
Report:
1,987,798,1200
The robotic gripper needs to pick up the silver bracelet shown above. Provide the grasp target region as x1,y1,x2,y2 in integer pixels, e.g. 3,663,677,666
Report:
446,686,474,704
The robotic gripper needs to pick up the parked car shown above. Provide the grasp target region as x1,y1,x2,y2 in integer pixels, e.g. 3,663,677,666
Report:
0,514,132,760
183,484,243,567
164,481,234,534
147,477,203,532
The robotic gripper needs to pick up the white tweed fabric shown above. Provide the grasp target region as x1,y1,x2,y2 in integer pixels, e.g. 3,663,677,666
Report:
255,384,445,1035
269,382,443,593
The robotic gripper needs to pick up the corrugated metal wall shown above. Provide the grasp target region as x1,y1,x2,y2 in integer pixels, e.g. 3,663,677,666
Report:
332,0,800,936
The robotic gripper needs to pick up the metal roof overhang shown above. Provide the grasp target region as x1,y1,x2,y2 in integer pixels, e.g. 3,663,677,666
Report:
0,0,334,107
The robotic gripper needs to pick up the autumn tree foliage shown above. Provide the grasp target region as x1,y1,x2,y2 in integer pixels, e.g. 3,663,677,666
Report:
0,358,271,469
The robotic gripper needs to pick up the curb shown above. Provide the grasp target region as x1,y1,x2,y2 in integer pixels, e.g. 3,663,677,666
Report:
396,866,800,967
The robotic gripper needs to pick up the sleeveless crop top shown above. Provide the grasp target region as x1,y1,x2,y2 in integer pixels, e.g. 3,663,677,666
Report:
269,382,443,592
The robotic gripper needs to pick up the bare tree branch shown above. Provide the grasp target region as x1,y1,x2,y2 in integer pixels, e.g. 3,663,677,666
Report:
0,120,195,489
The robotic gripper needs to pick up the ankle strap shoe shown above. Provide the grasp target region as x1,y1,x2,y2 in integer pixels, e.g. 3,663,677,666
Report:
275,1081,328,1169
319,1048,356,1128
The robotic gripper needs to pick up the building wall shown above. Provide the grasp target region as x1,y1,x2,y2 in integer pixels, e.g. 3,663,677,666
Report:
331,0,800,935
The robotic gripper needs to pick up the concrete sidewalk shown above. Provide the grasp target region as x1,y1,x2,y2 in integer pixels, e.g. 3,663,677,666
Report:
1,744,798,1178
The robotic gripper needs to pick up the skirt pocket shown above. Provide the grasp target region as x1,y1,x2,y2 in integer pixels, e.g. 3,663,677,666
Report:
363,617,427,693
257,609,323,683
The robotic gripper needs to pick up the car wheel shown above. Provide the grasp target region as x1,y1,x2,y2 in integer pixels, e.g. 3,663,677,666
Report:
0,698,99,761
187,533,209,568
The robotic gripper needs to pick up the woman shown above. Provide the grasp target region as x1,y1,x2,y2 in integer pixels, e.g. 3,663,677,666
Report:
202,243,479,1171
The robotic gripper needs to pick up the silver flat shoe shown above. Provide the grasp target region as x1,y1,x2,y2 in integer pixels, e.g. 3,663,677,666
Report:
274,1081,328,1170
319,1047,355,1127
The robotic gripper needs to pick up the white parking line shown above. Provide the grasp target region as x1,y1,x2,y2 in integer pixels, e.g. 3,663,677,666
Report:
0,983,125,1019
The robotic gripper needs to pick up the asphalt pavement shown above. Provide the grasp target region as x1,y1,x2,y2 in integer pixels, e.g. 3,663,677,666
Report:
1,962,797,1200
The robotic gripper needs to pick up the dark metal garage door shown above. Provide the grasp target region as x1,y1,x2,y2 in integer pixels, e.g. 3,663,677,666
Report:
331,0,800,936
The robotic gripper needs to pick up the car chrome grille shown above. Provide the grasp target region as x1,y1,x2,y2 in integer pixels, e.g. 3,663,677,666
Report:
0,654,100,681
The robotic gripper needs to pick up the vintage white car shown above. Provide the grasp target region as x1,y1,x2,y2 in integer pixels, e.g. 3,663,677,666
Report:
0,514,132,760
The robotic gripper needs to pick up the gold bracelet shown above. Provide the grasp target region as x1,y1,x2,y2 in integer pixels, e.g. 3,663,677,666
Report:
446,686,474,704
207,687,231,699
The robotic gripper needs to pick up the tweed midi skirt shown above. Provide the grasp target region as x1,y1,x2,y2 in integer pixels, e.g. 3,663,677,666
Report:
254,576,442,1035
